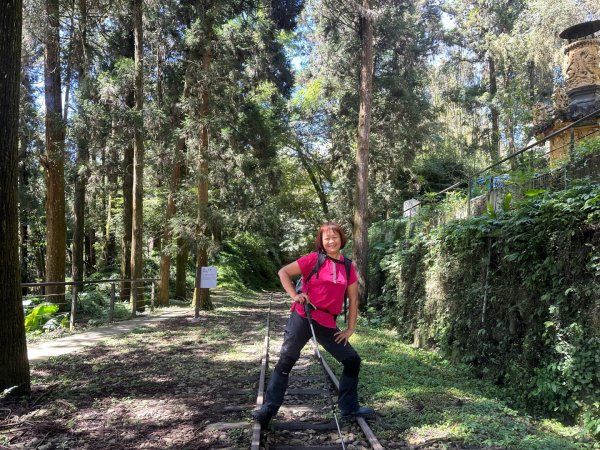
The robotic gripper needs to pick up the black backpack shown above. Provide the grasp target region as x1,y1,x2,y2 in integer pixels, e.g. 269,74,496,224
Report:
295,251,353,323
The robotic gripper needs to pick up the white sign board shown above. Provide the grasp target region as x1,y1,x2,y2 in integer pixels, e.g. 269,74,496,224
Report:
196,266,218,288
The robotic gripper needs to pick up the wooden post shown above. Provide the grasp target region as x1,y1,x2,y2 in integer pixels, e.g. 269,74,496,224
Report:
150,280,155,312
70,284,77,331
109,282,115,322
131,280,137,318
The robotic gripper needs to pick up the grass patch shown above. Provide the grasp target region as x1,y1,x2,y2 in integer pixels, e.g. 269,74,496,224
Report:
324,325,596,449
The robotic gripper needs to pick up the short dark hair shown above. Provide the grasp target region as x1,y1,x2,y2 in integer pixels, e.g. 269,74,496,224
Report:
315,221,347,252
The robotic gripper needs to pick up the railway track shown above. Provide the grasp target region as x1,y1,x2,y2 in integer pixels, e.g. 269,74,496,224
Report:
251,293,383,450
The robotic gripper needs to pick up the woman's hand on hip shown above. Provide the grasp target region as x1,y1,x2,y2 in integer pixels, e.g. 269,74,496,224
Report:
294,293,310,305
334,328,354,346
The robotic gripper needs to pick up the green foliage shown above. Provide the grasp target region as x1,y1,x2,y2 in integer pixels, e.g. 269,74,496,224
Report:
78,290,108,318
373,183,600,433
76,286,129,324
413,151,469,194
325,326,593,448
366,218,408,321
571,136,600,161
216,232,281,291
25,303,68,333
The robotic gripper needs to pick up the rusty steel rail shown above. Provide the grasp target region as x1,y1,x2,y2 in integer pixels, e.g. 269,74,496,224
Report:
252,292,384,449
310,339,384,450
251,292,272,450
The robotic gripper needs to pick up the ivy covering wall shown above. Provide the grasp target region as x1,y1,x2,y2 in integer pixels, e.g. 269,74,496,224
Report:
373,183,600,434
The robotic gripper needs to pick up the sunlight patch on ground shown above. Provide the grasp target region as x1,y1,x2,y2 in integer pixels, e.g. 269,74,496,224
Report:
124,399,195,421
405,425,454,445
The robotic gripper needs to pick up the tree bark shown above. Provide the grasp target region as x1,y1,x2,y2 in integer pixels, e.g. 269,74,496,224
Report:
120,27,135,301
352,0,373,310
192,30,214,315
175,236,188,299
212,221,222,246
103,120,118,266
121,142,133,299
19,64,32,293
488,56,500,162
130,0,145,312
44,0,67,308
72,0,89,287
158,138,184,306
0,0,30,394
85,227,96,274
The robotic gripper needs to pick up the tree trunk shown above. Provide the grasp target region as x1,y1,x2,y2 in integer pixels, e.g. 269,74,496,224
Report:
72,0,89,287
212,221,222,246
102,120,118,267
85,229,96,274
19,69,31,293
19,210,29,290
121,143,133,299
296,147,329,216
488,56,500,162
35,248,46,282
175,236,188,299
120,23,135,301
62,4,76,125
0,0,30,394
158,138,184,306
352,0,373,310
192,32,214,316
43,0,67,308
130,0,145,312
172,57,191,302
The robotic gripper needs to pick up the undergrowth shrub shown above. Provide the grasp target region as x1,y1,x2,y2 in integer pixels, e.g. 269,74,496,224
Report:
25,303,69,333
216,232,281,291
367,218,407,324
374,183,600,433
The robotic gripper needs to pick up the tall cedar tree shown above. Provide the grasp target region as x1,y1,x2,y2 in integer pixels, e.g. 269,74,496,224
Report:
0,0,31,394
43,0,67,307
158,137,184,306
121,68,134,302
353,0,374,307
72,0,90,288
158,43,190,306
130,0,145,312
193,21,214,315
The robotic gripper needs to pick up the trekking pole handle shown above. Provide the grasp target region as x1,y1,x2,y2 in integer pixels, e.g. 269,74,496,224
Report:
303,303,321,357
303,302,315,323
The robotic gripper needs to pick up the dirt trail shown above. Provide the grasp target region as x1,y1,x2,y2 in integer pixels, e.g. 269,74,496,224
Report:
2,293,274,449
27,307,190,364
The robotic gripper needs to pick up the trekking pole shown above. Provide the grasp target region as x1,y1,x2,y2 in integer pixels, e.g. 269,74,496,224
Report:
303,303,346,450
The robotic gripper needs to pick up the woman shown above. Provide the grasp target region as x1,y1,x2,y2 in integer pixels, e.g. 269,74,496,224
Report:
251,221,374,426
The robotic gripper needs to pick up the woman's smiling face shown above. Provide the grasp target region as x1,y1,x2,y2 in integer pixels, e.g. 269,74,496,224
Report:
322,229,342,256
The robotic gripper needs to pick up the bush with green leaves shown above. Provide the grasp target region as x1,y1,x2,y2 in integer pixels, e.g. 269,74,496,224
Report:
373,183,600,434
216,232,281,291
25,303,69,333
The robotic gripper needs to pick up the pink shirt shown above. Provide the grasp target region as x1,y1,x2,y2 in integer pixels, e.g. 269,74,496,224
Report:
290,252,357,328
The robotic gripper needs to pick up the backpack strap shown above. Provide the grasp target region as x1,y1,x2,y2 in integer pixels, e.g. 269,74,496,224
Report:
296,251,326,294
305,251,326,285
343,257,352,323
